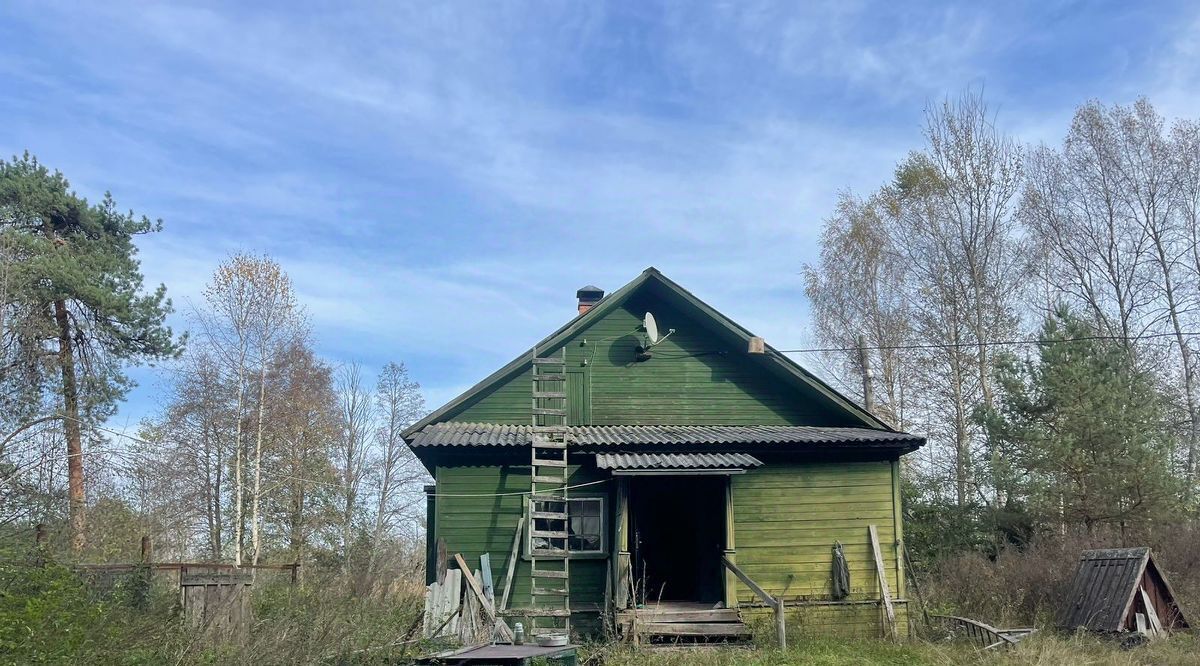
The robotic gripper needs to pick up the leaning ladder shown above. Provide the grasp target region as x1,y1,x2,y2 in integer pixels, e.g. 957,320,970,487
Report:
528,348,571,636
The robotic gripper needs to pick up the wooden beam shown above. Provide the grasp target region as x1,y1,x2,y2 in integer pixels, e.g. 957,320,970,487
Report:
499,516,524,611
723,477,738,609
480,554,495,606
869,524,897,641
721,556,775,609
454,553,514,642
721,555,785,648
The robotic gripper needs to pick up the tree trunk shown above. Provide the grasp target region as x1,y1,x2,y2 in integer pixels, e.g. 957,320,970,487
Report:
54,299,86,554
233,356,246,567
251,364,267,567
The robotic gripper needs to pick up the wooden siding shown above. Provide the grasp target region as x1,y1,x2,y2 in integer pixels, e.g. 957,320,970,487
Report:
451,291,863,427
731,462,903,609
433,462,611,613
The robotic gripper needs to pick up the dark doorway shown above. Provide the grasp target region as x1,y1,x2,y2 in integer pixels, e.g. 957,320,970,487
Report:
629,475,725,604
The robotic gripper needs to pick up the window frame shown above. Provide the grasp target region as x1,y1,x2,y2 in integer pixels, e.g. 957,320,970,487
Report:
525,494,608,560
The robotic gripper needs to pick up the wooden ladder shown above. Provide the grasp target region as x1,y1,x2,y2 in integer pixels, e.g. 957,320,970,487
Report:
528,349,571,636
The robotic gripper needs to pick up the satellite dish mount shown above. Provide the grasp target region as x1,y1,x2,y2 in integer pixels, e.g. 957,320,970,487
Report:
636,312,675,361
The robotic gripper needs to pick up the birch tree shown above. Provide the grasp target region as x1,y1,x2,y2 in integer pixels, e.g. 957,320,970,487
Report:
804,192,914,428
336,363,373,573
200,258,257,566
367,362,425,584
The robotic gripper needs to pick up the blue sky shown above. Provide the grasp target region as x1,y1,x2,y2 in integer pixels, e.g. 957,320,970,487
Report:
2,1,1199,429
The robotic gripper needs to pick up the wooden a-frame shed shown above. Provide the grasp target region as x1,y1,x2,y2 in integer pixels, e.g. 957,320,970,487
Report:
1057,547,1189,635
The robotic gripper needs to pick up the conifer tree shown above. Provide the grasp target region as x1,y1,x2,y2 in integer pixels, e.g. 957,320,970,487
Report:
0,153,180,553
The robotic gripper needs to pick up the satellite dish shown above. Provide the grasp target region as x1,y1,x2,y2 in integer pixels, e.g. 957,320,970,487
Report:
644,312,660,345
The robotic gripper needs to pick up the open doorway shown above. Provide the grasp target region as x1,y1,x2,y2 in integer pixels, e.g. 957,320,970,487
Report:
629,475,725,604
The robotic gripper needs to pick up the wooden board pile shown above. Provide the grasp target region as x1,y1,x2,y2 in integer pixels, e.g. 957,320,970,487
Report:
422,552,514,644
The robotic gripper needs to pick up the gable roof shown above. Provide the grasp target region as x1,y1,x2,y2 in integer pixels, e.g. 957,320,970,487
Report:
1057,547,1190,632
403,267,896,439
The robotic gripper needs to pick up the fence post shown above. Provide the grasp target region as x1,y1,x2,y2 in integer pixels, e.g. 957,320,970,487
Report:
140,535,153,563
775,597,787,649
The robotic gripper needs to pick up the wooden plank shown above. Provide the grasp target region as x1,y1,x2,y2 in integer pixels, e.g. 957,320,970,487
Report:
500,516,524,611
869,524,897,640
1141,587,1163,634
480,554,495,606
640,622,751,636
626,609,741,623
435,537,448,584
721,555,776,608
454,553,514,641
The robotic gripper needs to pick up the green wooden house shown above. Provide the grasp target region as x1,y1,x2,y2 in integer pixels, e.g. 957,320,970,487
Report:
404,268,924,640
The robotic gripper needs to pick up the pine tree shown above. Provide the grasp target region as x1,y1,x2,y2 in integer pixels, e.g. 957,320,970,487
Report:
982,307,1181,533
0,152,181,553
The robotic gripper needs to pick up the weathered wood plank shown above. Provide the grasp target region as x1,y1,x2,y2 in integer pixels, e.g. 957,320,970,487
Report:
869,524,897,640
454,553,513,641
640,622,751,636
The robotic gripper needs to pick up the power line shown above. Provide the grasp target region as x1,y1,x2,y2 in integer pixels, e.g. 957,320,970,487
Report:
774,330,1200,354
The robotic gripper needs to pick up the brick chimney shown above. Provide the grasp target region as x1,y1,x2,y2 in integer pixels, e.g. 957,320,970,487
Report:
576,285,604,314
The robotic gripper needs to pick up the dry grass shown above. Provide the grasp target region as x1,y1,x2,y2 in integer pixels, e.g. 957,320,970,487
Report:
584,633,1200,666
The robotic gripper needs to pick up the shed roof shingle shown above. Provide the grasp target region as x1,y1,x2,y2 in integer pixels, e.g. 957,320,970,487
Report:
595,452,763,470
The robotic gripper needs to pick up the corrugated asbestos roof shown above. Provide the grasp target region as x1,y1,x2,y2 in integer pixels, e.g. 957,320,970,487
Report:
1057,548,1151,632
595,452,763,470
407,422,923,449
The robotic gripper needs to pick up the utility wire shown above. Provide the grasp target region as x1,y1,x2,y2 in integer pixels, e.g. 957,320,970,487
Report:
774,330,1200,354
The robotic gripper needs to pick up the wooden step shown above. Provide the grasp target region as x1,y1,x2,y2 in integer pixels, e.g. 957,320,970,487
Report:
532,357,566,366
628,608,741,623
532,459,567,468
532,391,567,399
532,587,569,596
530,529,569,539
531,374,566,382
531,547,570,557
530,568,569,579
532,440,567,450
529,511,567,521
639,622,751,637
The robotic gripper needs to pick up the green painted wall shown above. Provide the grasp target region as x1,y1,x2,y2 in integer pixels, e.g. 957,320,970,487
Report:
450,290,862,427
731,462,903,604
434,461,611,615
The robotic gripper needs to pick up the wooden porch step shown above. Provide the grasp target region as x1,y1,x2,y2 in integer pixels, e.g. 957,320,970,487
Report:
625,608,741,623
639,622,751,637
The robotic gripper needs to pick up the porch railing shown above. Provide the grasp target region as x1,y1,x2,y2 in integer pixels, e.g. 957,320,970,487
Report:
721,555,786,648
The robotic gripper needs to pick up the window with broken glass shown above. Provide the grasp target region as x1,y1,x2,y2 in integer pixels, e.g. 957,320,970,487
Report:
529,496,605,555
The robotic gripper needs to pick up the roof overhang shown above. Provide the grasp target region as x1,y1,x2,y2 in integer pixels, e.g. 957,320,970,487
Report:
406,422,925,471
596,452,762,475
